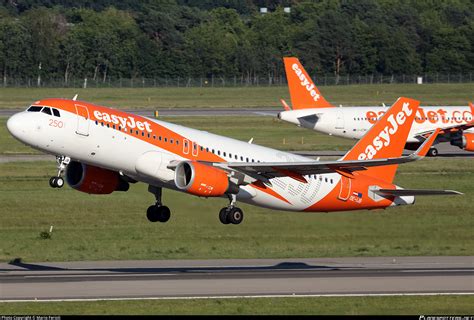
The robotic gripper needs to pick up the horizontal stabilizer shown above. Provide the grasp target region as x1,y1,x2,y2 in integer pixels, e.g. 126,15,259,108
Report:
375,189,463,196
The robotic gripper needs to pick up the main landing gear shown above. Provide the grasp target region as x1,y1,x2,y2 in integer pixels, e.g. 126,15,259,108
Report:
49,155,70,188
146,185,171,223
219,194,244,225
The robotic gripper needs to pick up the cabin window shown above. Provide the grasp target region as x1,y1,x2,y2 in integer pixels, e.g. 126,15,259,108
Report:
164,137,168,142
170,138,173,143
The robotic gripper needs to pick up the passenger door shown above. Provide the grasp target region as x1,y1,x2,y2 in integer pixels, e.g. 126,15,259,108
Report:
75,104,90,136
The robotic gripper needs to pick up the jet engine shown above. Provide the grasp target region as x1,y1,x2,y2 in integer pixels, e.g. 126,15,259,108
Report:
174,161,239,197
65,161,129,194
451,133,474,152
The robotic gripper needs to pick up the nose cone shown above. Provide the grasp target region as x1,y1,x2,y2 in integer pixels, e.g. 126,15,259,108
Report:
7,113,29,143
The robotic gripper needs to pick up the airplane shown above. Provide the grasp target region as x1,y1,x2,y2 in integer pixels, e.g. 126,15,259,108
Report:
6,96,461,224
278,57,474,157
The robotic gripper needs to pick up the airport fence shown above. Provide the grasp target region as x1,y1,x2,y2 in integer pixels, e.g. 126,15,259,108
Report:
1,73,473,88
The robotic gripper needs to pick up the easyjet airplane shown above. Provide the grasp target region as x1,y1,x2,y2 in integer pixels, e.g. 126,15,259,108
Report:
7,96,460,224
278,57,474,157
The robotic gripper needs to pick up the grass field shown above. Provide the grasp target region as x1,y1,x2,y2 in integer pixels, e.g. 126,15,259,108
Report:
0,295,472,315
0,83,473,109
0,157,472,263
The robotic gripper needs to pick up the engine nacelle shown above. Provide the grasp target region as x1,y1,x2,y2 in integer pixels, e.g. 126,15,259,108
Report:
65,161,129,194
174,161,239,197
451,133,474,152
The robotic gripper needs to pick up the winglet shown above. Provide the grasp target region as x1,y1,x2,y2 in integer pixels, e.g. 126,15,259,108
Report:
283,57,334,110
280,99,291,111
414,128,440,158
72,94,78,101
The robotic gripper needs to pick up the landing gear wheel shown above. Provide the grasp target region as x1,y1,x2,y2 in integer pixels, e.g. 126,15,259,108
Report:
157,206,171,223
219,207,230,224
49,177,64,188
228,207,244,225
55,177,64,188
146,205,160,222
49,177,56,188
428,148,438,157
146,205,171,223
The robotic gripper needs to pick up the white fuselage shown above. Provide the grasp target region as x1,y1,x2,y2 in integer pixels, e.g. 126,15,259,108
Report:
278,106,474,144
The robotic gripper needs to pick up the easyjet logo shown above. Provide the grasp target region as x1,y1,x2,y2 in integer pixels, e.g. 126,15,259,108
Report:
292,63,320,101
366,109,473,125
358,102,413,160
93,111,152,133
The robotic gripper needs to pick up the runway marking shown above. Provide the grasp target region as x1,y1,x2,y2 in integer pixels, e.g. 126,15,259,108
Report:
24,273,177,278
1,292,473,303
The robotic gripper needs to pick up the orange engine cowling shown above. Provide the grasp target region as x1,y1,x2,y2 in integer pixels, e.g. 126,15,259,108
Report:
451,133,474,152
65,161,129,194
174,161,239,197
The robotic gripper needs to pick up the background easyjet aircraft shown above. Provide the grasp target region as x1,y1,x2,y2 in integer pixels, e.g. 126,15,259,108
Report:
7,96,460,224
279,57,474,157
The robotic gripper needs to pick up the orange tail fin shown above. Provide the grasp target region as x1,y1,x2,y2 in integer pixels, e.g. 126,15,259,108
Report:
342,97,420,183
283,57,334,110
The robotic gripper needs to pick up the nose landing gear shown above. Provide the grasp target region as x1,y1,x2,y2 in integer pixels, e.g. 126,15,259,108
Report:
49,156,70,188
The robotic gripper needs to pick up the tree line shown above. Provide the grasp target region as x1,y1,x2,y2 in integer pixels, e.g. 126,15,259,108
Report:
0,0,472,85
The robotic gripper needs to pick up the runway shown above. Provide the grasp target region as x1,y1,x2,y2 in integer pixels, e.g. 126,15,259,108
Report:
1,256,472,301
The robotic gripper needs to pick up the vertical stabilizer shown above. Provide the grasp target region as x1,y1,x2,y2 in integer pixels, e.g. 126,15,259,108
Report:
283,57,334,109
342,97,420,183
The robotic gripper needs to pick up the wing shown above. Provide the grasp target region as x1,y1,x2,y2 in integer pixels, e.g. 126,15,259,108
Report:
414,122,474,140
207,130,439,184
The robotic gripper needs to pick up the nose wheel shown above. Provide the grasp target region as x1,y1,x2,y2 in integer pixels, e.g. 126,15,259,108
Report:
49,176,64,188
219,194,243,225
49,155,70,188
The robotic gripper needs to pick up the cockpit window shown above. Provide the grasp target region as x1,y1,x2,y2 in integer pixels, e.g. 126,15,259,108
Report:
27,106,43,112
41,107,52,115
52,109,60,117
